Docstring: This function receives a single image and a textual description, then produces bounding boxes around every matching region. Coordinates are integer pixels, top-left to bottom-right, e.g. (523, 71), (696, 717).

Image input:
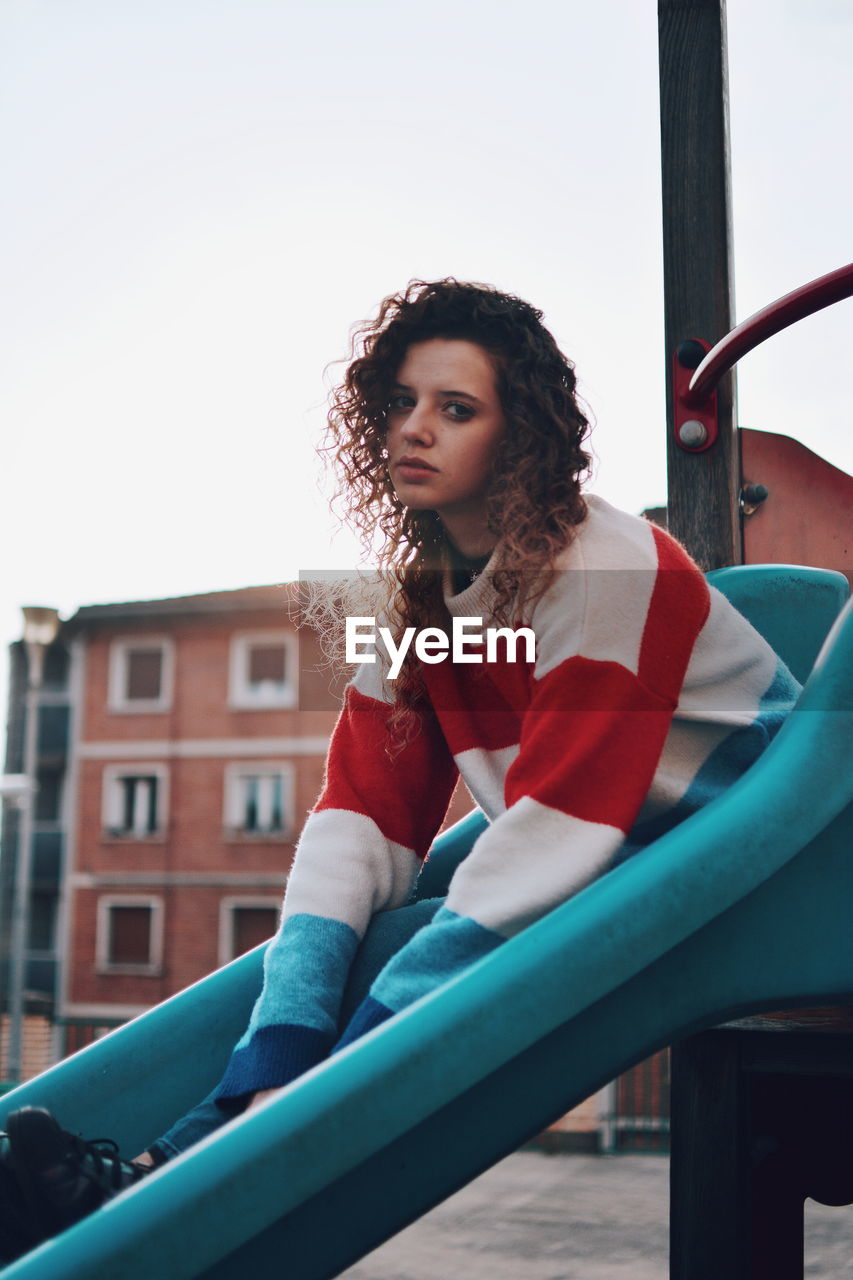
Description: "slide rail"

(672, 262), (853, 455)
(686, 262), (853, 406)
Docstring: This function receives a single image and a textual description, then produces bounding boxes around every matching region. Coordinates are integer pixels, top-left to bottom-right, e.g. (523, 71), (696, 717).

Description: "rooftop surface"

(68, 583), (295, 625)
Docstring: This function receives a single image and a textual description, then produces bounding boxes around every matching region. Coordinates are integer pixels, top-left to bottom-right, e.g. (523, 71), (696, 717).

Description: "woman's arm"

(214, 668), (459, 1103)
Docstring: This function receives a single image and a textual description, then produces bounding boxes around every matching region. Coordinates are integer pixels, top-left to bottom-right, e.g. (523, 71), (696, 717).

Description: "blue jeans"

(150, 897), (443, 1162)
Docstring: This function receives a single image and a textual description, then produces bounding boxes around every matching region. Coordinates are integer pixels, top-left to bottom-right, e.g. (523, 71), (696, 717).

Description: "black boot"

(6, 1107), (152, 1245)
(0, 1133), (41, 1264)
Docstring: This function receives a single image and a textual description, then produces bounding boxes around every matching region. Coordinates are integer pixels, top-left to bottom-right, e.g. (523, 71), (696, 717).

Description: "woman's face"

(385, 338), (507, 551)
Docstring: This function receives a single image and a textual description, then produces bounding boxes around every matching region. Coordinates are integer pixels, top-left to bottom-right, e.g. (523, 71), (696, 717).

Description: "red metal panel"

(740, 428), (853, 588)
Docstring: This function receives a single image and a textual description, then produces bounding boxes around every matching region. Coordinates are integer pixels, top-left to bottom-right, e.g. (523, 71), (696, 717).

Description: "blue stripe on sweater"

(617, 658), (800, 862)
(216, 1023), (333, 1101)
(333, 996), (394, 1052)
(215, 913), (361, 1101)
(233, 912), (360, 1050)
(368, 905), (504, 1013)
(333, 909), (503, 1053)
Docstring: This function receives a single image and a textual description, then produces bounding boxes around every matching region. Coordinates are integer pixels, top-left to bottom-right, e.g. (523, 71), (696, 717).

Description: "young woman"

(1, 279), (800, 1257)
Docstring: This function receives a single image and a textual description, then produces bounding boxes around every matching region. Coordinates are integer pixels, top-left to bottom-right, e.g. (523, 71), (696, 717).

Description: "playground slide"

(1, 567), (851, 1280)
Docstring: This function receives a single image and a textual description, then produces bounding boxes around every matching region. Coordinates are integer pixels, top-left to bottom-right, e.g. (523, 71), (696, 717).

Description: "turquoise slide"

(1, 566), (851, 1279)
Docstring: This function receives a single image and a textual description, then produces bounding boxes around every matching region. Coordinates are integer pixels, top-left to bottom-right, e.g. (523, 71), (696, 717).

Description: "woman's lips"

(395, 457), (438, 479)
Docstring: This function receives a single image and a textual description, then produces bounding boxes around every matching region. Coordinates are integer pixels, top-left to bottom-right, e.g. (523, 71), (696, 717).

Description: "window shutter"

(126, 649), (163, 700)
(232, 907), (278, 958)
(109, 906), (152, 965)
(248, 644), (286, 686)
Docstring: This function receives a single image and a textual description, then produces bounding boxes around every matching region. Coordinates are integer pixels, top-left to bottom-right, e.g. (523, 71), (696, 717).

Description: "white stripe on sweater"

(679, 588), (779, 722)
(532, 502), (660, 680)
(453, 743), (519, 819)
(284, 808), (420, 936)
(445, 796), (624, 938)
(633, 719), (735, 820)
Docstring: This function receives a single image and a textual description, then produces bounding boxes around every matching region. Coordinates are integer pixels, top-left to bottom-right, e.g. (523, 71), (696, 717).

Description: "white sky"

(1, 0), (851, 720)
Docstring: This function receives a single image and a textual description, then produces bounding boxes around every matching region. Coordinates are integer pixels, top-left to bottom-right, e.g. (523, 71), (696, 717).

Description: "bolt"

(740, 483), (770, 516)
(678, 420), (708, 449)
(676, 340), (706, 370)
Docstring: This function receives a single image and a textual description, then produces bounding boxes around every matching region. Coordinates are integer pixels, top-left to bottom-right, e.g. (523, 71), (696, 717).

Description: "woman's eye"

(445, 401), (474, 421)
(387, 394), (414, 412)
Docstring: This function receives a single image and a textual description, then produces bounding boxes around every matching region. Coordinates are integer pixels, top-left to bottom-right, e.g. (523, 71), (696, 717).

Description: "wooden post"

(670, 1032), (751, 1279)
(658, 0), (741, 568)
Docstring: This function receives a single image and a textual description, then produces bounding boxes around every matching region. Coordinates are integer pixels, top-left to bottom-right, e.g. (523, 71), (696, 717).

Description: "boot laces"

(66, 1133), (148, 1195)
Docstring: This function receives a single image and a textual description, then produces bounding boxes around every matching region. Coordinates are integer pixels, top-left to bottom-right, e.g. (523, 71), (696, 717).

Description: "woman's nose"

(400, 405), (434, 444)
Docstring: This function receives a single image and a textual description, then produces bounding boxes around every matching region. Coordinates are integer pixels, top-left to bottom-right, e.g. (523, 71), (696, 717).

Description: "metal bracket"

(673, 339), (718, 452)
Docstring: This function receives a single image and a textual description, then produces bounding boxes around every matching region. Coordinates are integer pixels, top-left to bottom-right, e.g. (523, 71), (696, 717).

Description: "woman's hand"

(244, 1087), (284, 1112)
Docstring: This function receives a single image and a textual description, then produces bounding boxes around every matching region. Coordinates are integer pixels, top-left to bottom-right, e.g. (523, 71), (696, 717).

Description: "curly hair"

(322, 278), (592, 742)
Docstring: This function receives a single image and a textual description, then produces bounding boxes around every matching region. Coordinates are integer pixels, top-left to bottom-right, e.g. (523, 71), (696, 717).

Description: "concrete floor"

(343, 1151), (853, 1280)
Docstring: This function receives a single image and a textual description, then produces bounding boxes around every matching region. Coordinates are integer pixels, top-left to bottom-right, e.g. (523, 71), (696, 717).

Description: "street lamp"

(4, 605), (61, 1085)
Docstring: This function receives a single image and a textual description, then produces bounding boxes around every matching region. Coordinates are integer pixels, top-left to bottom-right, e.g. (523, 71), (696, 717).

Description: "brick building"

(57, 584), (345, 1033)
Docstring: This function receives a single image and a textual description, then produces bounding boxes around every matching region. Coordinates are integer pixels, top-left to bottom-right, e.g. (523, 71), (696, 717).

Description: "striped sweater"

(216, 496), (800, 1100)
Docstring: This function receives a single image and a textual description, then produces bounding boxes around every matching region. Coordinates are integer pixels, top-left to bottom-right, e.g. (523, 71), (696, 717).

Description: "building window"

(102, 764), (168, 839)
(223, 763), (293, 837)
(219, 898), (281, 966)
(229, 633), (296, 709)
(42, 643), (70, 690)
(29, 892), (57, 952)
(35, 767), (63, 823)
(96, 896), (164, 974)
(108, 638), (174, 713)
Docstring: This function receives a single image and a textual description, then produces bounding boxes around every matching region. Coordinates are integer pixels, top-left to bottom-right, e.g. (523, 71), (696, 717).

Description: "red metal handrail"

(685, 263), (853, 407)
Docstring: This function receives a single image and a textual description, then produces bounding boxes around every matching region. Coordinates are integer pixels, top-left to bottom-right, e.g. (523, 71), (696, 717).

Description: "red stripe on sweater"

(315, 686), (458, 860)
(504, 656), (674, 832)
(639, 528), (710, 700)
(422, 656), (530, 756)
